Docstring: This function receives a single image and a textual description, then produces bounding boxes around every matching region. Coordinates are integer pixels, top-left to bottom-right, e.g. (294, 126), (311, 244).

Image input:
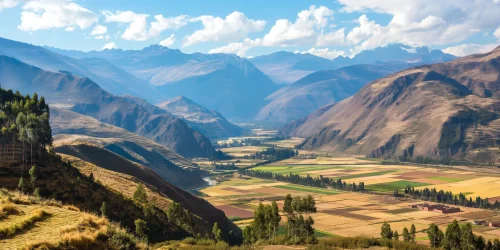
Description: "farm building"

(407, 203), (460, 214)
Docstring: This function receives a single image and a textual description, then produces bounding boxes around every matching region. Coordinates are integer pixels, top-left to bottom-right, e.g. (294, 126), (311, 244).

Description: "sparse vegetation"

(0, 209), (51, 239)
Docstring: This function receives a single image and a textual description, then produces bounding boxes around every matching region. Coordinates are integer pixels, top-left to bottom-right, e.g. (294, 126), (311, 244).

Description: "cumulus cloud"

(338, 0), (500, 54)
(442, 43), (499, 57)
(208, 38), (262, 57)
(159, 34), (175, 47)
(101, 42), (117, 50)
(18, 0), (98, 32)
(183, 11), (266, 47)
(0, 0), (19, 11)
(316, 28), (345, 46)
(262, 5), (334, 47)
(295, 48), (345, 59)
(103, 11), (188, 41)
(90, 24), (107, 36)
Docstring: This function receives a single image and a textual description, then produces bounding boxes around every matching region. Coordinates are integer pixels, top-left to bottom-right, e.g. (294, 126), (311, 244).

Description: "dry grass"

(0, 203), (20, 219)
(0, 209), (51, 239)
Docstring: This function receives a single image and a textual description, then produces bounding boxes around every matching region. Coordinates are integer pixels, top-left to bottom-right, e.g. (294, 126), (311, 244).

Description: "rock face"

(280, 46), (500, 164)
(51, 45), (278, 119)
(0, 55), (216, 159)
(157, 96), (243, 140)
(256, 63), (413, 122)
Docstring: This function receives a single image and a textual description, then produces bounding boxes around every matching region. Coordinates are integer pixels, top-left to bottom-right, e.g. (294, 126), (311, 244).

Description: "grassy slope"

(53, 144), (241, 242)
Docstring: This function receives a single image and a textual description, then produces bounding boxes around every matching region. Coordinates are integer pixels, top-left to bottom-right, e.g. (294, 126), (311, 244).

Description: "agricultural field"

(220, 146), (270, 157)
(194, 159), (266, 168)
(201, 154), (500, 245)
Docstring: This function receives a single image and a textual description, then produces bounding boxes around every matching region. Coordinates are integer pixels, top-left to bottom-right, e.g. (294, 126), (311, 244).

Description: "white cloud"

(262, 5), (334, 47)
(338, 0), (500, 54)
(208, 38), (261, 57)
(494, 27), (500, 40)
(90, 24), (107, 36)
(183, 11), (266, 47)
(94, 34), (110, 40)
(316, 28), (345, 46)
(103, 11), (187, 41)
(149, 15), (188, 37)
(18, 0), (97, 32)
(442, 43), (499, 57)
(159, 34), (175, 47)
(295, 48), (345, 59)
(101, 42), (117, 50)
(0, 0), (19, 11)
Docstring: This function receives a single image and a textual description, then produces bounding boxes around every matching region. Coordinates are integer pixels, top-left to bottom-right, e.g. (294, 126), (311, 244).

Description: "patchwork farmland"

(200, 152), (500, 245)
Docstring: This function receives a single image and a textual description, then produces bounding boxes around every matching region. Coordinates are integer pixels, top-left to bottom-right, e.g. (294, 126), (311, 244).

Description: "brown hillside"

(54, 143), (241, 240)
(50, 107), (207, 189)
(285, 46), (500, 164)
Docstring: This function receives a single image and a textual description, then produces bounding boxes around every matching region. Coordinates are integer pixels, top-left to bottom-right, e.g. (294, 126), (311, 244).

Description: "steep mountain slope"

(54, 144), (241, 241)
(250, 44), (455, 84)
(50, 108), (208, 189)
(0, 37), (162, 101)
(157, 96), (244, 139)
(0, 55), (216, 158)
(256, 63), (412, 122)
(281, 46), (500, 164)
(52, 45), (279, 119)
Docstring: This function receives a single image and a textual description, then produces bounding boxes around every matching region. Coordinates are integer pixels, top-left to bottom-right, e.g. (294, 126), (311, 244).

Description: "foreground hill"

(50, 108), (208, 189)
(52, 45), (279, 119)
(157, 96), (244, 140)
(250, 44), (456, 84)
(281, 46), (500, 164)
(0, 37), (162, 101)
(54, 144), (240, 240)
(256, 63), (412, 122)
(0, 55), (216, 158)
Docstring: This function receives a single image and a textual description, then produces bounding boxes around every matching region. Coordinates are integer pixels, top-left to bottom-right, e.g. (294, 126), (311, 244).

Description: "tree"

(283, 194), (293, 214)
(475, 235), (486, 250)
(270, 201), (281, 238)
(100, 201), (107, 217)
(29, 165), (37, 192)
(18, 176), (26, 193)
(243, 226), (254, 244)
(461, 223), (475, 250)
(380, 222), (393, 240)
(88, 172), (94, 182)
(394, 230), (400, 240)
(402, 227), (410, 242)
(427, 223), (444, 247)
(133, 183), (147, 203)
(410, 224), (416, 243)
(443, 220), (461, 250)
(34, 188), (40, 197)
(135, 219), (148, 239)
(212, 222), (222, 241)
(494, 238), (500, 250)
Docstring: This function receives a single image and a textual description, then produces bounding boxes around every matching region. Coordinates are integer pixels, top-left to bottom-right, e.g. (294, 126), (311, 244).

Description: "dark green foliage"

(427, 223), (443, 247)
(101, 201), (107, 217)
(18, 177), (25, 193)
(135, 219), (148, 239)
(443, 219), (461, 250)
(29, 165), (37, 192)
(402, 227), (410, 242)
(239, 169), (365, 193)
(380, 222), (393, 240)
(243, 147), (297, 161)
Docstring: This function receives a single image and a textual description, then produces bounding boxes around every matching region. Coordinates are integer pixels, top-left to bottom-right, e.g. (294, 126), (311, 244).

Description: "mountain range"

(250, 44), (456, 84)
(157, 96), (244, 140)
(279, 46), (500, 164)
(50, 45), (279, 119)
(0, 55), (216, 159)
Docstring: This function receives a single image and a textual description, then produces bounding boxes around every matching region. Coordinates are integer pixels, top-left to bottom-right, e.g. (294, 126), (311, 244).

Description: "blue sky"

(0, 0), (499, 58)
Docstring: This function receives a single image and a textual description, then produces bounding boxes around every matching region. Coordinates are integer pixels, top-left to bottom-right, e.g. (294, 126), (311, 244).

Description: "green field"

(277, 225), (332, 237)
(339, 170), (398, 180)
(275, 185), (341, 195)
(220, 178), (275, 186)
(366, 180), (430, 192)
(252, 165), (356, 176)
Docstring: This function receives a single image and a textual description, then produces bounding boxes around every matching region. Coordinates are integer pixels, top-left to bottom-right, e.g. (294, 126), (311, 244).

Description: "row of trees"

(243, 147), (298, 161)
(395, 186), (500, 210)
(239, 169), (366, 192)
(0, 88), (52, 170)
(243, 194), (318, 245)
(382, 220), (500, 249)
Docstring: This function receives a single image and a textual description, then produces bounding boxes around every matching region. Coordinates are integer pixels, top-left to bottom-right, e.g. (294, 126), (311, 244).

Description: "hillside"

(50, 108), (208, 189)
(52, 45), (279, 119)
(53, 144), (240, 240)
(0, 55), (217, 159)
(157, 96), (244, 139)
(0, 37), (162, 101)
(250, 44), (456, 85)
(256, 63), (412, 122)
(280, 46), (500, 164)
